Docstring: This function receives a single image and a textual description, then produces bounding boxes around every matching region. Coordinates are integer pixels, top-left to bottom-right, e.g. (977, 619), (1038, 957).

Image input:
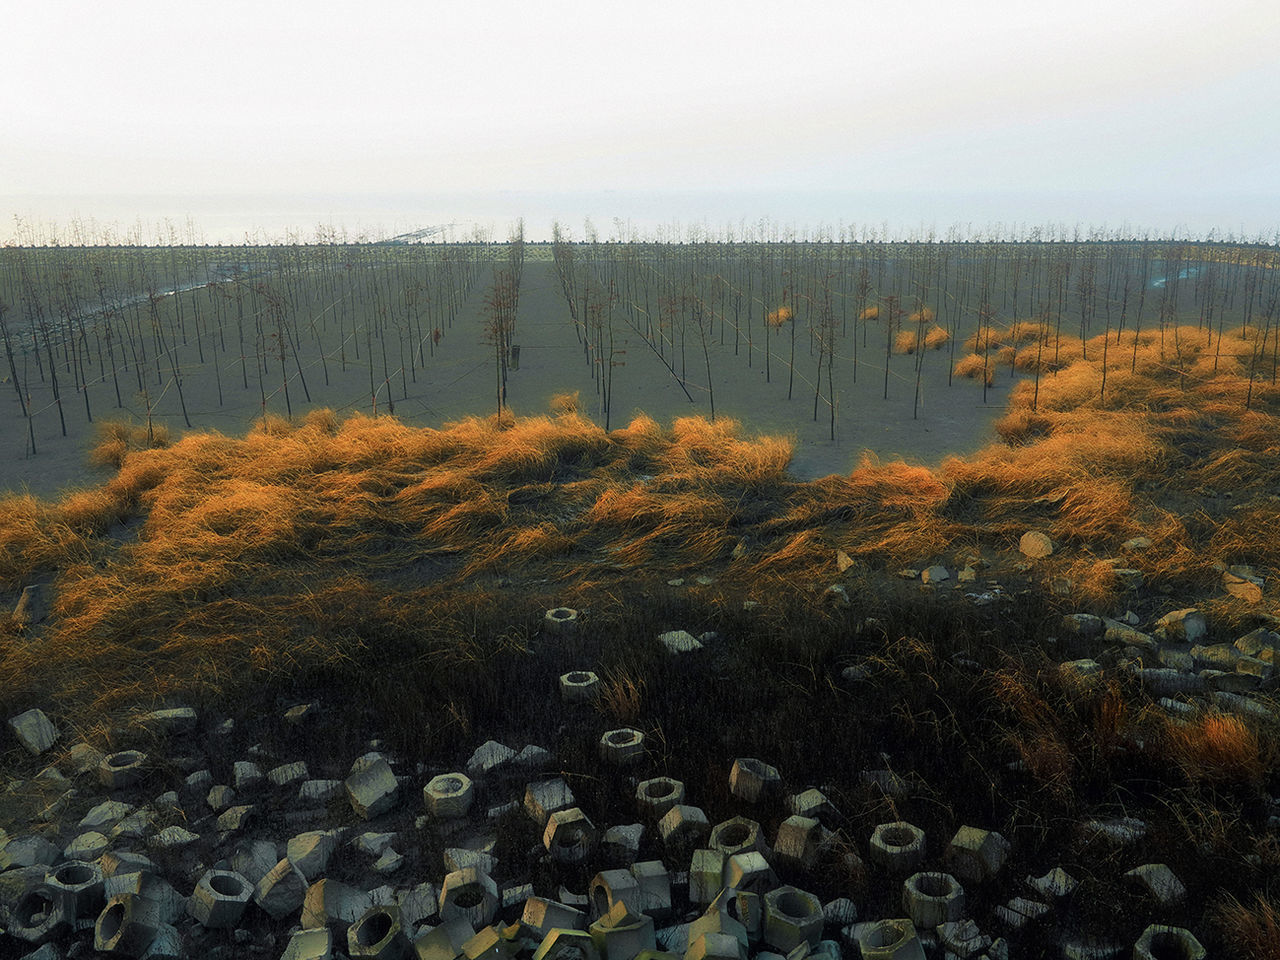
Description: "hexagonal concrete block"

(44, 860), (105, 920)
(280, 927), (334, 960)
(1, 835), (60, 870)
(688, 895), (749, 954)
(94, 892), (164, 956)
(1125, 863), (1187, 907)
(588, 900), (657, 960)
(729, 758), (780, 803)
(424, 773), (475, 819)
(560, 671), (601, 703)
(99, 750), (147, 790)
(396, 881), (439, 933)
(722, 851), (778, 896)
(543, 807), (597, 864)
(944, 826), (1010, 883)
(131, 707), (198, 736)
(412, 916), (476, 960)
(229, 838), (279, 886)
(599, 728), (645, 765)
(591, 869), (640, 919)
(254, 857), (309, 921)
(301, 878), (373, 938)
(636, 777), (684, 819)
(524, 778), (575, 826)
(726, 889), (763, 942)
(187, 869), (252, 928)
(870, 822), (926, 874)
(853, 919), (926, 960)
(658, 630), (704, 654)
(9, 708), (58, 756)
(601, 823), (644, 863)
(902, 872), (964, 929)
(762, 886), (822, 952)
(1016, 874), (1066, 910)
(465, 741), (516, 778)
(787, 788), (836, 821)
(690, 849), (725, 905)
(937, 917), (992, 957)
(288, 830), (341, 882)
(64, 831), (110, 862)
(544, 607), (579, 635)
(630, 861), (673, 919)
(346, 756), (399, 820)
(439, 867), (499, 928)
(773, 815), (821, 870)
(233, 760), (264, 791)
(533, 928), (600, 960)
(686, 931), (746, 960)
(658, 804), (710, 853)
(8, 884), (70, 945)
(348, 904), (410, 959)
(1134, 924), (1205, 960)
(523, 896), (587, 938)
(269, 761), (310, 787)
(709, 817), (762, 858)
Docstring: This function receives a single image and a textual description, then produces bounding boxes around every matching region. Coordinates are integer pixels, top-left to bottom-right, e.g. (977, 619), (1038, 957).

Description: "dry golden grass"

(3, 304), (1278, 732)
(894, 329), (921, 354)
(895, 326), (948, 354)
(953, 353), (995, 385)
(1165, 712), (1267, 785)
(1210, 892), (1280, 959)
(766, 305), (794, 328)
(87, 419), (170, 469)
(550, 390), (580, 414)
(923, 325), (949, 350)
(597, 668), (646, 724)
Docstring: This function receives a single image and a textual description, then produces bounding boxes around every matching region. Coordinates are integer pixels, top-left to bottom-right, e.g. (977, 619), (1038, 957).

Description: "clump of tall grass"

(1163, 711), (1268, 785)
(88, 419), (170, 469)
(1210, 892), (1280, 958)
(895, 326), (949, 354)
(953, 353), (995, 385)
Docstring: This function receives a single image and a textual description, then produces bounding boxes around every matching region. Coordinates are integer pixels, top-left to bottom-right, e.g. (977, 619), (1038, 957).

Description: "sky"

(4, 0), (1279, 242)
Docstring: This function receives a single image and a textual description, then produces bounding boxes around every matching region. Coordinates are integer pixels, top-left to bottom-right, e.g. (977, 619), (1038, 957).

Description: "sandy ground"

(0, 259), (1013, 499)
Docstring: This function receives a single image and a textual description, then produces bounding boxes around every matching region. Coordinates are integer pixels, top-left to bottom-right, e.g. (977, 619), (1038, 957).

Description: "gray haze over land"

(4, 190), (1278, 246)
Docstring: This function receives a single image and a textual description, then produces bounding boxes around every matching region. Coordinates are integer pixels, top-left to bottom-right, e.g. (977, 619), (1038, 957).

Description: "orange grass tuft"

(953, 353), (995, 385)
(1165, 712), (1267, 784)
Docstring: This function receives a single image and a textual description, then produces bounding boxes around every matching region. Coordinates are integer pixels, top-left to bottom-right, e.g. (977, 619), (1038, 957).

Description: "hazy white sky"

(5, 0), (1279, 238)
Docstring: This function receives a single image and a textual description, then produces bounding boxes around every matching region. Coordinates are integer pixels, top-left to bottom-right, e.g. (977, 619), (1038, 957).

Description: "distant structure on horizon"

(380, 225), (459, 244)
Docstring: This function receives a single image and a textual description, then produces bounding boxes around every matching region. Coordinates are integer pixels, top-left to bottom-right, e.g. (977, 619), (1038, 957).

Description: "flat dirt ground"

(0, 258), (1013, 499)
